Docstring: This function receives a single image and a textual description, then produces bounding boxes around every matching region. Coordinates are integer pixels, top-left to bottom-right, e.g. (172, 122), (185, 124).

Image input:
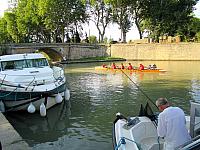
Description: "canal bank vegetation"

(61, 56), (126, 64)
(0, 0), (199, 45)
(79, 56), (125, 61)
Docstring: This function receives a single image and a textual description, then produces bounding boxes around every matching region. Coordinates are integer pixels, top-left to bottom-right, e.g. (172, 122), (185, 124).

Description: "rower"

(121, 63), (125, 69)
(102, 64), (107, 68)
(111, 63), (117, 69)
(139, 64), (144, 70)
(127, 63), (133, 70)
(152, 64), (157, 69)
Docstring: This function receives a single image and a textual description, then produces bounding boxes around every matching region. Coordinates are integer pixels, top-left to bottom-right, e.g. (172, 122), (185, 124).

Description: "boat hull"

(2, 83), (67, 111)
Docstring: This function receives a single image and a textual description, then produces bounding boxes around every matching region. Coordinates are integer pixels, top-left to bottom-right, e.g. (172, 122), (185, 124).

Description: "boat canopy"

(0, 53), (45, 61)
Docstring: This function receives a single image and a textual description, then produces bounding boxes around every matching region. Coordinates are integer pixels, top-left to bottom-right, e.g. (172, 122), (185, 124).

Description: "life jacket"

(128, 65), (133, 70)
(112, 64), (117, 69)
(139, 64), (144, 70)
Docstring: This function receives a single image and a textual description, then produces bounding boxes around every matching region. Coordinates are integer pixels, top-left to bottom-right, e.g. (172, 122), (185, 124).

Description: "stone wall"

(2, 43), (200, 61)
(110, 43), (200, 60)
(63, 44), (109, 60)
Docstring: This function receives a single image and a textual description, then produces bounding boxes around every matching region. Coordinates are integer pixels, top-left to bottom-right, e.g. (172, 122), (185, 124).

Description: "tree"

(4, 12), (20, 43)
(142, 0), (199, 41)
(0, 18), (13, 44)
(16, 0), (54, 43)
(83, 0), (112, 43)
(129, 0), (148, 39)
(186, 17), (200, 41)
(44, 0), (88, 42)
(105, 0), (133, 43)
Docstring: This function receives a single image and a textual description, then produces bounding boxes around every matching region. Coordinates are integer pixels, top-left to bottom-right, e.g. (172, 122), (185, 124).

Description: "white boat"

(112, 101), (200, 150)
(0, 53), (70, 114)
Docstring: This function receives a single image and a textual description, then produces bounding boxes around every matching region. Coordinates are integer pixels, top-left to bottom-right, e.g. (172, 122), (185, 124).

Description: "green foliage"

(0, 0), (199, 44)
(142, 0), (198, 40)
(4, 12), (19, 43)
(0, 0), (88, 43)
(79, 56), (124, 61)
(83, 0), (112, 43)
(89, 35), (97, 43)
(44, 0), (87, 42)
(196, 32), (200, 42)
(0, 18), (12, 44)
(106, 0), (133, 42)
(104, 37), (108, 44)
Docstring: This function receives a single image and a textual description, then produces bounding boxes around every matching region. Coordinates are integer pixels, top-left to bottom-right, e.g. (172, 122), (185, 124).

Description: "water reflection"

(4, 61), (200, 150)
(5, 101), (71, 146)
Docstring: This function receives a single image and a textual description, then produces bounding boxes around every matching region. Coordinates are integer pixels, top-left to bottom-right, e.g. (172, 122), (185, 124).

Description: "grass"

(79, 56), (125, 61)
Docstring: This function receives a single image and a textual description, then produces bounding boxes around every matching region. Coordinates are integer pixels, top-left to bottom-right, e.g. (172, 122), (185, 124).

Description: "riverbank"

(0, 112), (30, 150)
(60, 57), (126, 64)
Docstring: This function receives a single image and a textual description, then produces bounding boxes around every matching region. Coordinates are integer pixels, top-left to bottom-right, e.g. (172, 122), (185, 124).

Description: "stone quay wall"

(109, 43), (200, 60)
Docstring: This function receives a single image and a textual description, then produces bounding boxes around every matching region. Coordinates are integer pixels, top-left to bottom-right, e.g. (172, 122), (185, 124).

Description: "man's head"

(156, 97), (170, 111)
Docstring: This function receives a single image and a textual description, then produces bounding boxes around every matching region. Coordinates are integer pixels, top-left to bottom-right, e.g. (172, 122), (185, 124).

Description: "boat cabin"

(0, 53), (49, 71)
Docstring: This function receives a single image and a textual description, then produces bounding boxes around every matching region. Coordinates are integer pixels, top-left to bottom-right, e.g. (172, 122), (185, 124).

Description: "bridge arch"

(35, 48), (64, 62)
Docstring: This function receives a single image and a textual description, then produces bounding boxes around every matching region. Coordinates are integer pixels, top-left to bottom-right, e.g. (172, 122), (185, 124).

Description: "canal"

(4, 60), (200, 150)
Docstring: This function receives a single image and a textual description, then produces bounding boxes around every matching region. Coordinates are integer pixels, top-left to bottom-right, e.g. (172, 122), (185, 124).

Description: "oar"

(120, 69), (159, 110)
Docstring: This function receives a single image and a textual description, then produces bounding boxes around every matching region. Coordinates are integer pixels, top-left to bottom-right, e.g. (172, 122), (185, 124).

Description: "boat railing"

(0, 73), (37, 87)
(0, 74), (7, 87)
(25, 76), (36, 91)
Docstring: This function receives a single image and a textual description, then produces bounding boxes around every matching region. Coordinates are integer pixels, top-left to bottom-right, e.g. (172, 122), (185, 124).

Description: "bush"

(89, 35), (97, 44)
(104, 37), (108, 44)
(195, 32), (200, 42)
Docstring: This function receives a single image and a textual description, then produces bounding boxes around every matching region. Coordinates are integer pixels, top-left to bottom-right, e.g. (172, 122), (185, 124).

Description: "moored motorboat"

(112, 101), (200, 150)
(95, 66), (166, 73)
(0, 53), (70, 115)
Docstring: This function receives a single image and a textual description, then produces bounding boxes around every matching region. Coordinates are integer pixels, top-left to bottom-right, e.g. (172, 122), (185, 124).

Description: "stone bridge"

(0, 43), (108, 62)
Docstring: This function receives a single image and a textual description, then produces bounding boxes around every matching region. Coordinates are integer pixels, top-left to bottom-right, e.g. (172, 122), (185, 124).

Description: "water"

(4, 61), (200, 150)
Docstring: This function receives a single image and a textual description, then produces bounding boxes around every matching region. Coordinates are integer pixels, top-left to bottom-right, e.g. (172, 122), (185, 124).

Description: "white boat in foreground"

(0, 53), (70, 115)
(113, 101), (200, 150)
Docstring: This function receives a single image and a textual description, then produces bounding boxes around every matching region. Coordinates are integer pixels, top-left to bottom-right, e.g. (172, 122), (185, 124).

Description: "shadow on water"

(5, 100), (72, 146)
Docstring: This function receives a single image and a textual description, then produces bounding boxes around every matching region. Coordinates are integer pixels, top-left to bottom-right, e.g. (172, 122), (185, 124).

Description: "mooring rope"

(120, 69), (159, 110)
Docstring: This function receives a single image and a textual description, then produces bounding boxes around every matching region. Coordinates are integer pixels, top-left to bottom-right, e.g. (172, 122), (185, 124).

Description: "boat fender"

(27, 102), (36, 113)
(40, 103), (46, 117)
(116, 112), (128, 121)
(0, 100), (5, 113)
(64, 89), (70, 100)
(55, 93), (63, 103)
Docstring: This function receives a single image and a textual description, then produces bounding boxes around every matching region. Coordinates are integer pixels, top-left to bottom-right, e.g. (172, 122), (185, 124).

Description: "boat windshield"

(1, 58), (48, 71)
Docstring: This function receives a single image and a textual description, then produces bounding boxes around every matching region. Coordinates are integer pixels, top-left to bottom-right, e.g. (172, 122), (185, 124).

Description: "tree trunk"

(100, 34), (103, 43)
(62, 26), (65, 43)
(135, 19), (142, 39)
(122, 28), (126, 43)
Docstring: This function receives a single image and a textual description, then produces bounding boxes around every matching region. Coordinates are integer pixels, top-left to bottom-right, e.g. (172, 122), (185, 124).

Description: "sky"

(0, 0), (200, 40)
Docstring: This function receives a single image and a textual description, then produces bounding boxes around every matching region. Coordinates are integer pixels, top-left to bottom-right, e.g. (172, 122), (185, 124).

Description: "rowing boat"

(95, 66), (166, 73)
